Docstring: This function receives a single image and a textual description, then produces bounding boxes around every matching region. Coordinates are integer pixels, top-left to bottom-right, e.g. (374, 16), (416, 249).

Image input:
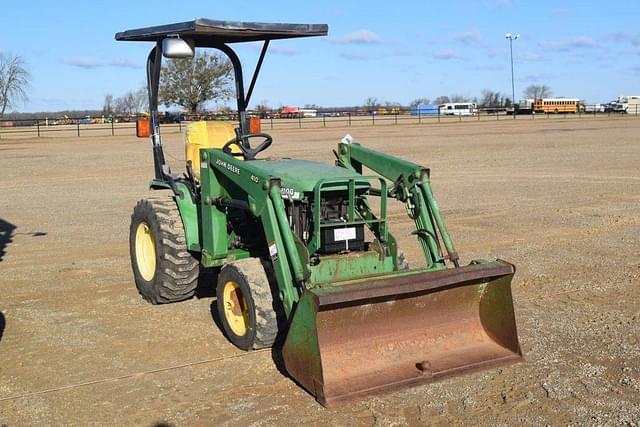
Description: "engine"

(284, 191), (365, 254)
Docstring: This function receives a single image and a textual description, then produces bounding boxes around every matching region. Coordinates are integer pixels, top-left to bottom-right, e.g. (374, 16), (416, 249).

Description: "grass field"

(1, 118), (639, 425)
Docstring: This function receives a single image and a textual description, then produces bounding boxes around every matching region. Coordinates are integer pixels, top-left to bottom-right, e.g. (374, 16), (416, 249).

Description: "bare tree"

(363, 97), (379, 110)
(449, 94), (469, 103)
(410, 98), (431, 108)
(113, 95), (127, 115)
(103, 94), (114, 115)
(115, 92), (136, 115)
(254, 99), (271, 118)
(433, 96), (450, 105)
(159, 52), (233, 113)
(523, 84), (552, 100)
(112, 87), (148, 115)
(479, 90), (513, 108)
(480, 90), (499, 107)
(0, 53), (31, 117)
(134, 87), (148, 112)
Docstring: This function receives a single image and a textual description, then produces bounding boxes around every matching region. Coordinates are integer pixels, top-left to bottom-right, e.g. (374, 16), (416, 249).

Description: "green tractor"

(117, 19), (522, 406)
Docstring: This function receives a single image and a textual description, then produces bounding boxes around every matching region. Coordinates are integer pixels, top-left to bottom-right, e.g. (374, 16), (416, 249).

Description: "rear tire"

(216, 258), (279, 350)
(129, 195), (199, 304)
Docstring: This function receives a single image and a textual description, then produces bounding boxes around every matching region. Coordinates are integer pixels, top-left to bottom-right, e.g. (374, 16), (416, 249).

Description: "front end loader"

(117, 19), (522, 406)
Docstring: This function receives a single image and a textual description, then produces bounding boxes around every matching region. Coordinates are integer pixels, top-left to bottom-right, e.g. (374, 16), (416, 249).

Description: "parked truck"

(609, 96), (640, 114)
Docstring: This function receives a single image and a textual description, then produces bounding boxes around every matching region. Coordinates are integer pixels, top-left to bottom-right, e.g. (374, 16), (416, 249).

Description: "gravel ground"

(0, 118), (639, 426)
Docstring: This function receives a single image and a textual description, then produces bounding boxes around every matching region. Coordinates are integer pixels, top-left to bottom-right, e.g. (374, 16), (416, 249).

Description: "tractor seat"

(184, 121), (243, 179)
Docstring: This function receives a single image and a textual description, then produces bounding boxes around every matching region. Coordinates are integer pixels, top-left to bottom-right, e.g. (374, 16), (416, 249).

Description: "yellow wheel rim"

(223, 281), (249, 336)
(135, 222), (156, 281)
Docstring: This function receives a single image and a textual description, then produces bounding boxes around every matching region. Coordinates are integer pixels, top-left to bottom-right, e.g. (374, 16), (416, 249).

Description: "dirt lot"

(1, 118), (639, 426)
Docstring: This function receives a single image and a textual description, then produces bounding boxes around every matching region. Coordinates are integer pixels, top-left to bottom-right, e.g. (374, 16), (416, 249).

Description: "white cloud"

(63, 57), (102, 69)
(518, 51), (542, 61)
(339, 52), (373, 61)
(109, 58), (143, 69)
(607, 32), (640, 47)
(539, 36), (598, 51)
(570, 36), (599, 48)
(63, 57), (142, 69)
(243, 41), (301, 56)
(328, 30), (382, 45)
(432, 49), (463, 60)
(455, 30), (482, 45)
(267, 45), (301, 56)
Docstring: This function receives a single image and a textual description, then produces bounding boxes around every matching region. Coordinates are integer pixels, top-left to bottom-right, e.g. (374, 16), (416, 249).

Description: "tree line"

(101, 51), (233, 116)
(402, 85), (553, 110)
(102, 89), (147, 116)
(2, 48), (558, 118)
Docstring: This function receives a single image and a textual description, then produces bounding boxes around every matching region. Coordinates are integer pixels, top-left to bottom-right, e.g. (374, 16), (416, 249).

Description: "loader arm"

(336, 142), (459, 269)
(199, 148), (307, 316)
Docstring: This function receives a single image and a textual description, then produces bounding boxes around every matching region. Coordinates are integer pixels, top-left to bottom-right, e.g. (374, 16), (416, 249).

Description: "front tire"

(129, 196), (199, 304)
(216, 258), (279, 350)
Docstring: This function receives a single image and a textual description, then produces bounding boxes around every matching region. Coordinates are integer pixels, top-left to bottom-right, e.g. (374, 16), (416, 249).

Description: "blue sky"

(1, 0), (639, 112)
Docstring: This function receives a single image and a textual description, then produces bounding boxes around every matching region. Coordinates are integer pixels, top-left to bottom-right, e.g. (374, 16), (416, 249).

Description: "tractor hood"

(251, 159), (370, 196)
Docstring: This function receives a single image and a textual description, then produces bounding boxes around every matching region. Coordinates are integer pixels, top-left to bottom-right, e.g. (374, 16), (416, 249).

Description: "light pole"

(505, 33), (519, 116)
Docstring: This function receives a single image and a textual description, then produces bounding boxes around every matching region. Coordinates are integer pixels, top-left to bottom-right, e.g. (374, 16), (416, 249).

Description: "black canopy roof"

(115, 18), (328, 44)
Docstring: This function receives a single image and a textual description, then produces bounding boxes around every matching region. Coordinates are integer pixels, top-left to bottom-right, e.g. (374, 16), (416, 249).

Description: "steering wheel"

(222, 133), (273, 160)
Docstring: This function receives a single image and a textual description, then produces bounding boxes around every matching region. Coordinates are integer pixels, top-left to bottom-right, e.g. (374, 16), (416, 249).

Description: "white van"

(439, 102), (478, 116)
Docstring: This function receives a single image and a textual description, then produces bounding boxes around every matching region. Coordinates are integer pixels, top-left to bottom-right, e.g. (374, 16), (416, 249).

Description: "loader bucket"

(282, 260), (521, 407)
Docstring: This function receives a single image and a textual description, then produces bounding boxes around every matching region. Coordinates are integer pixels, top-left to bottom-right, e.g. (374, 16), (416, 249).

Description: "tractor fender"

(149, 180), (201, 252)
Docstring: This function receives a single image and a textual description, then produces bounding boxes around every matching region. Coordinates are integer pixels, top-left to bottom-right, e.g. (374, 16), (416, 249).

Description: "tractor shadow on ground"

(269, 343), (289, 378)
(0, 312), (5, 343)
(0, 219), (17, 262)
(209, 301), (224, 333)
(207, 299), (290, 379)
(195, 266), (218, 299)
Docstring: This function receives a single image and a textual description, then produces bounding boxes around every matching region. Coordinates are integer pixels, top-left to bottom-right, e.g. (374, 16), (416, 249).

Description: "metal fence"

(259, 105), (640, 130)
(1, 105), (639, 139)
(0, 115), (183, 139)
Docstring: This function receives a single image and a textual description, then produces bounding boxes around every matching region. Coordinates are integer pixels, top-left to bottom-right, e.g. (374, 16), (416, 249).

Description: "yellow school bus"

(534, 98), (580, 113)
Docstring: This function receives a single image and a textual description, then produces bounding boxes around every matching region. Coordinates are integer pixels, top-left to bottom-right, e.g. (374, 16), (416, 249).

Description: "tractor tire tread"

(236, 258), (279, 349)
(221, 258), (279, 350)
(162, 254), (198, 268)
(129, 195), (199, 304)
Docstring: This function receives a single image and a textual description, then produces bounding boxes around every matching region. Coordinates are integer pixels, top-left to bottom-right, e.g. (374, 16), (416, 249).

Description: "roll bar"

(116, 19), (328, 181)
